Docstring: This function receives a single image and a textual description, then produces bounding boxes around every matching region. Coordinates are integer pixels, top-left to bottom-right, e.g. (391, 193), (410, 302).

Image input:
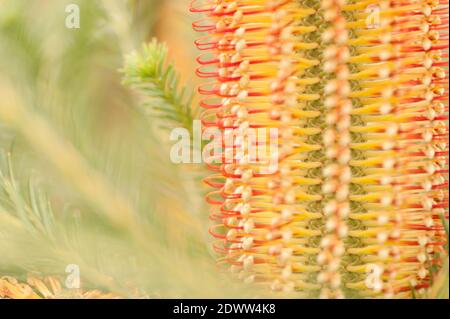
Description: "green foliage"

(0, 152), (56, 239)
(122, 39), (195, 133)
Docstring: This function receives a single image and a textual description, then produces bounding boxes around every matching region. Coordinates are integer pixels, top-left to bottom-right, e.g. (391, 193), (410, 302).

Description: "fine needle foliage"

(122, 39), (196, 134)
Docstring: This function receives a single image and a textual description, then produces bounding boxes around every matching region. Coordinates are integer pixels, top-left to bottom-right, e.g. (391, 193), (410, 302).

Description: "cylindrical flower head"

(191, 0), (448, 298)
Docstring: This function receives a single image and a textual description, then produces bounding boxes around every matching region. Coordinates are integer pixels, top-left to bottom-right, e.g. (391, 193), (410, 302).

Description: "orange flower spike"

(191, 0), (448, 298)
(0, 277), (40, 299)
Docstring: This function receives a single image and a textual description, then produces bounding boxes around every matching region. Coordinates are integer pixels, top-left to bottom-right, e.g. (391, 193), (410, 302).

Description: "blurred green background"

(0, 0), (257, 298)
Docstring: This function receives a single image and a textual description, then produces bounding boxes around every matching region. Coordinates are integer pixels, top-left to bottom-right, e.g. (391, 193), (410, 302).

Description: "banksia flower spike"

(190, 0), (449, 299)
